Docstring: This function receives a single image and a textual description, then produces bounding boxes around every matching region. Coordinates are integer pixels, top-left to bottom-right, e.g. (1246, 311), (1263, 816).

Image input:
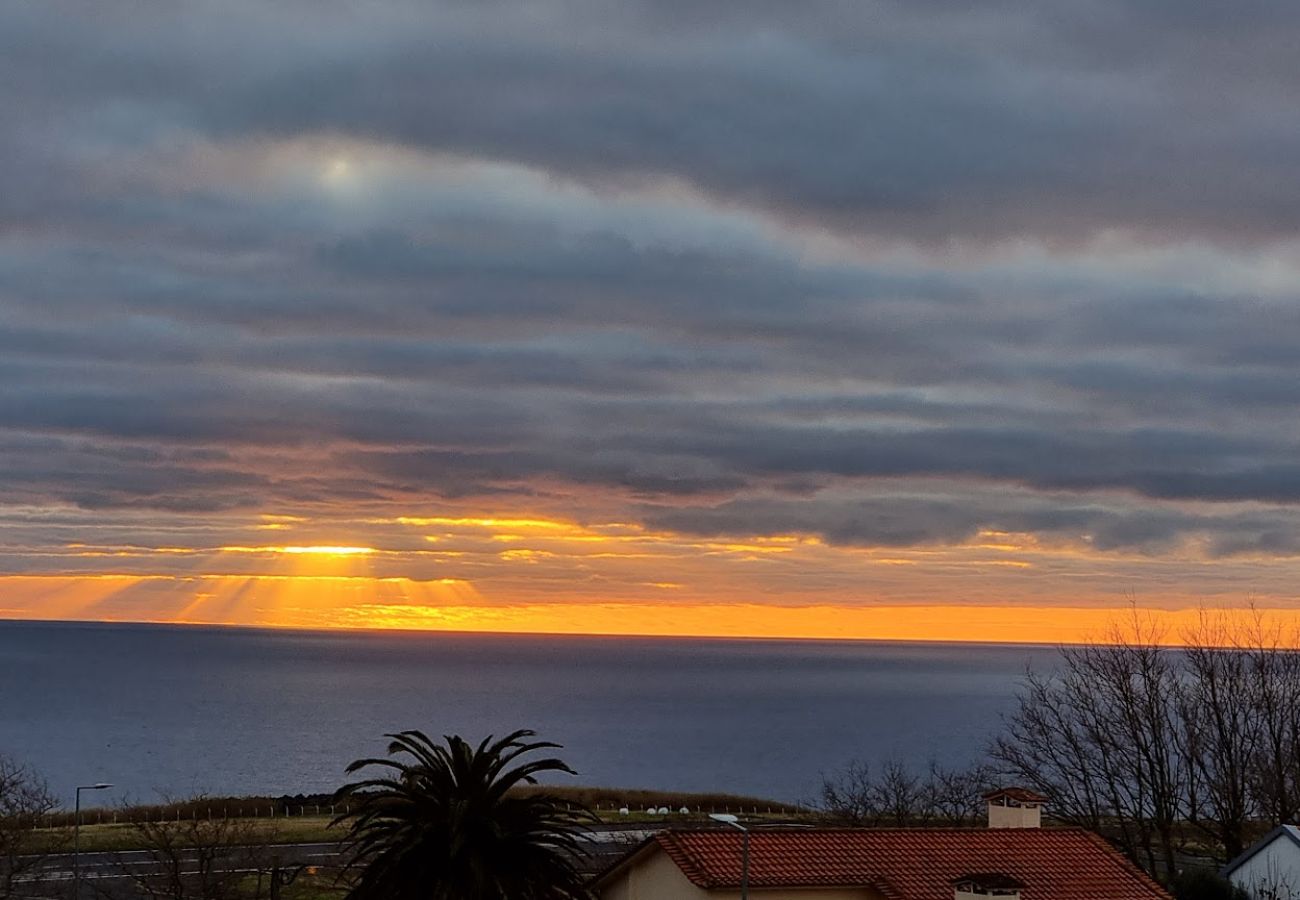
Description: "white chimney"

(981, 788), (1046, 829)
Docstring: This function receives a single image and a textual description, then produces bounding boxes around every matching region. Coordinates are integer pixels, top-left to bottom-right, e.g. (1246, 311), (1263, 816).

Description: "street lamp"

(709, 814), (749, 900)
(73, 782), (113, 900)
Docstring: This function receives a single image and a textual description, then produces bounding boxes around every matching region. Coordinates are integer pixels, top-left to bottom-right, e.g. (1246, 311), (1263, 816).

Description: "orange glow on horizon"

(3, 572), (1300, 647)
(16, 508), (1300, 645)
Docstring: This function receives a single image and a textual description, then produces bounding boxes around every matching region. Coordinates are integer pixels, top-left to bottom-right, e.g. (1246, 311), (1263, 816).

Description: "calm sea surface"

(0, 620), (1059, 807)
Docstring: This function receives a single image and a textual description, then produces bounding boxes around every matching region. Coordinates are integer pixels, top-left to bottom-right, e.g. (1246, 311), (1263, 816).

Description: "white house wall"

(1230, 835), (1300, 900)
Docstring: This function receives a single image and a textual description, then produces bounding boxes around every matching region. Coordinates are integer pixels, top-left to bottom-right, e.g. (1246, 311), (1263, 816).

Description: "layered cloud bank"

(4, 1), (1300, 637)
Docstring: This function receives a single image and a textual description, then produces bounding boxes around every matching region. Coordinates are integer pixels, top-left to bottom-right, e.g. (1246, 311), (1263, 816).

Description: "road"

(16, 842), (341, 898)
(13, 828), (656, 898)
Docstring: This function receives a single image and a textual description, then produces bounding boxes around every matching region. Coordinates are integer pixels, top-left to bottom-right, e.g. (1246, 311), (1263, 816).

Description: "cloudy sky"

(4, 0), (1300, 640)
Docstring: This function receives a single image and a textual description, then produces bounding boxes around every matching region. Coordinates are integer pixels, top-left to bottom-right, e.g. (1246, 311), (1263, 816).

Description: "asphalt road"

(16, 842), (343, 898)
(13, 828), (655, 898)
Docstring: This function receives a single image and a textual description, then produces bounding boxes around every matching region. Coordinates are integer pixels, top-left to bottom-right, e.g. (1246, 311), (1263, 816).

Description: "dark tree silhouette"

(992, 608), (1300, 877)
(97, 795), (275, 900)
(819, 758), (997, 826)
(0, 755), (61, 899)
(334, 729), (591, 900)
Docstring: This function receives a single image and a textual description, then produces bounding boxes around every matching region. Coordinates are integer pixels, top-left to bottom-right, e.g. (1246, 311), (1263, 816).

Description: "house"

(593, 791), (1169, 900)
(1223, 825), (1300, 899)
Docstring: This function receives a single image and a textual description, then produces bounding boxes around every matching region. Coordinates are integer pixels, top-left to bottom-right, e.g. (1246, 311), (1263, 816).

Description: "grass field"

(34, 807), (810, 854)
(28, 785), (806, 855)
(29, 816), (342, 854)
(32, 785), (800, 853)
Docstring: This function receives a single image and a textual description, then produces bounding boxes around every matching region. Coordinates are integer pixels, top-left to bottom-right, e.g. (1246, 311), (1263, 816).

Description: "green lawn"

(28, 816), (344, 854)
(31, 805), (814, 854)
(29, 784), (806, 856)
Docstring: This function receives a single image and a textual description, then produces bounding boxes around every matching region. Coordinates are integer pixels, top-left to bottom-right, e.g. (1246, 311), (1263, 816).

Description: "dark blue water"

(0, 620), (1057, 808)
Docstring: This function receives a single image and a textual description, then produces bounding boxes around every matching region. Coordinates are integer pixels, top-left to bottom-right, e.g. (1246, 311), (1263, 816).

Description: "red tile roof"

(630, 828), (1169, 900)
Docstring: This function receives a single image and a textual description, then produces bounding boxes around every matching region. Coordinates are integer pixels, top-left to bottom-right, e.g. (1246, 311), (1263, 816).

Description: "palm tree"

(332, 729), (593, 900)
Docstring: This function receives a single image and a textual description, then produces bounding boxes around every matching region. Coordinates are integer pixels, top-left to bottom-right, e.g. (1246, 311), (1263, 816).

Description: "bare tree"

(0, 754), (60, 899)
(1180, 611), (1268, 859)
(819, 759), (879, 825)
(924, 761), (999, 824)
(97, 798), (275, 900)
(992, 608), (1300, 876)
(821, 609), (1300, 876)
(875, 759), (925, 826)
(993, 615), (1188, 879)
(819, 758), (995, 827)
(1235, 614), (1300, 830)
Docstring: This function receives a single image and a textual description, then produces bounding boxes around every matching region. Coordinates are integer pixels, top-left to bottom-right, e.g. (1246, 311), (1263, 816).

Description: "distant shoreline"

(52, 785), (799, 817)
(0, 615), (1066, 650)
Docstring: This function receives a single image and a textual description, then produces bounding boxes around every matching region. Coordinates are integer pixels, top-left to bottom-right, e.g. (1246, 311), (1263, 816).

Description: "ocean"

(0, 620), (1058, 808)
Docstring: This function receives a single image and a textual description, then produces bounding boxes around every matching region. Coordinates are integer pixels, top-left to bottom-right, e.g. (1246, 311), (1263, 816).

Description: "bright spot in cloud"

(280, 545), (374, 556)
(220, 545), (376, 556)
(322, 156), (352, 186)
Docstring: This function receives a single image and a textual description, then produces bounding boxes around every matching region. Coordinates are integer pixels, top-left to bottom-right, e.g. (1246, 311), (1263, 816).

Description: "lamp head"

(709, 813), (740, 824)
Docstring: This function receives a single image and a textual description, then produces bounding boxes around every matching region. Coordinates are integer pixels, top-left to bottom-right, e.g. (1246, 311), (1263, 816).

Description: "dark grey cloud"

(3, 0), (1300, 567)
(7, 0), (1300, 243)
(0, 434), (269, 513)
(643, 489), (1300, 559)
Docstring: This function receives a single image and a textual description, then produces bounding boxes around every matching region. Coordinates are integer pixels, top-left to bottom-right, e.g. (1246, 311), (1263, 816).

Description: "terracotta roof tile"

(649, 828), (1170, 900)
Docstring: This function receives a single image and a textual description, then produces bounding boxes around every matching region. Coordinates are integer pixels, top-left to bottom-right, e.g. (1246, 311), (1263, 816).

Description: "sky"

(4, 1), (1300, 642)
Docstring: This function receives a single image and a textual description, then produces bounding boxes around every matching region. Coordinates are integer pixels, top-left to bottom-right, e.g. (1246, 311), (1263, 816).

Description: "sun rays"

(7, 503), (1300, 644)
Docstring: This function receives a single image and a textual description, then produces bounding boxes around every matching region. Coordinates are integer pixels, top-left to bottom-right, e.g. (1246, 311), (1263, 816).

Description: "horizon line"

(5, 604), (1296, 649)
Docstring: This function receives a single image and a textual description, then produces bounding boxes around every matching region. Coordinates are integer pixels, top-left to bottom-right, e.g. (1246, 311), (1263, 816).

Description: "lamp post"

(73, 782), (113, 900)
(709, 814), (749, 900)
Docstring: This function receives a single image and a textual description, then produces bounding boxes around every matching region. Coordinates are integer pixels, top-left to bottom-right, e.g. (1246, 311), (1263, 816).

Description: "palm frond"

(334, 728), (592, 900)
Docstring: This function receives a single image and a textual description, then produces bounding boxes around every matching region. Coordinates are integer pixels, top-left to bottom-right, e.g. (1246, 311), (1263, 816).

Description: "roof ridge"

(662, 825), (1095, 834)
(1223, 824), (1300, 877)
